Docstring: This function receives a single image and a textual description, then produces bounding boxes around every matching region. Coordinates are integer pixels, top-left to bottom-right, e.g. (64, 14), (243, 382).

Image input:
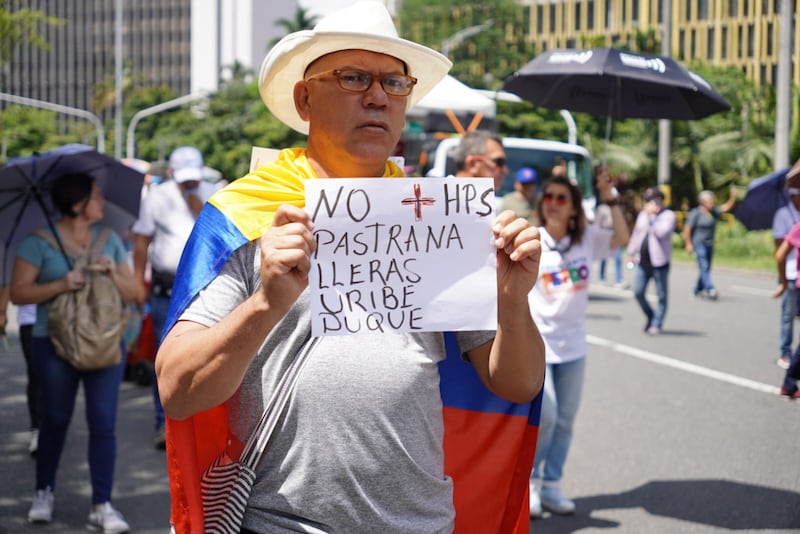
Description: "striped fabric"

(200, 456), (255, 534)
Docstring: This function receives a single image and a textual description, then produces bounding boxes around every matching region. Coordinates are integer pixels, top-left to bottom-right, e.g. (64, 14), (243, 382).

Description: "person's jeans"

(20, 324), (43, 429)
(600, 247), (623, 284)
(784, 343), (800, 392)
(634, 264), (670, 330)
(531, 358), (586, 484)
(693, 242), (715, 294)
(32, 336), (125, 504)
(780, 282), (797, 356)
(149, 294), (170, 432)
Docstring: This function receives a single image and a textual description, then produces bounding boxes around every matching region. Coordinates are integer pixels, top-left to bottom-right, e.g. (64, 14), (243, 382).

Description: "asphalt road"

(0, 261), (797, 533)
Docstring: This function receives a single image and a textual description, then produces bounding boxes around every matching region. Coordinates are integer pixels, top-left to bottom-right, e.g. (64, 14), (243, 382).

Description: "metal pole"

(0, 92), (106, 153)
(774, 0), (793, 170)
(440, 20), (494, 58)
(657, 0), (672, 186)
(114, 0), (124, 159)
(125, 93), (207, 160)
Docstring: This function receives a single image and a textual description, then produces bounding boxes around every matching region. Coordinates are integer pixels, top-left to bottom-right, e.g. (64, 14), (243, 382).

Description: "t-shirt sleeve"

(131, 192), (156, 236)
(15, 233), (47, 267)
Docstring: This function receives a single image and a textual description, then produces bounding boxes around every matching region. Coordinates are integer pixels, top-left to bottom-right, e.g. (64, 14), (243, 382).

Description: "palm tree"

(269, 7), (319, 48)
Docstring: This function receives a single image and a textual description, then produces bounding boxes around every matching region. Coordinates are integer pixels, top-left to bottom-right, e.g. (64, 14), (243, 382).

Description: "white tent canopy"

(408, 75), (496, 118)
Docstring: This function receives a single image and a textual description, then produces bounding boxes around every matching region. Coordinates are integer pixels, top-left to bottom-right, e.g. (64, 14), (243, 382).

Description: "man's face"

(296, 49), (409, 175)
(467, 138), (508, 191)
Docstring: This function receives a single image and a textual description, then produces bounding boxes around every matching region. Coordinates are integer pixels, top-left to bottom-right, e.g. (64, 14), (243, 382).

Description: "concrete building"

(3, 0), (296, 121)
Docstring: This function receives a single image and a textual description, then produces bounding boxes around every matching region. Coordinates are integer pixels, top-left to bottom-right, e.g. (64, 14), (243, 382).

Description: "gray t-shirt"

(181, 242), (494, 533)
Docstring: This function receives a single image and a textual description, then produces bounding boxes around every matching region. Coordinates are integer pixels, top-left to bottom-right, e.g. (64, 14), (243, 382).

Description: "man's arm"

(156, 205), (316, 420)
(466, 211), (545, 404)
(720, 186), (739, 213)
(772, 238), (792, 298)
(132, 234), (153, 306)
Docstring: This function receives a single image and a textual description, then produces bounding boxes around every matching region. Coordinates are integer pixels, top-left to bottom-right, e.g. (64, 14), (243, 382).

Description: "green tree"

(399, 0), (536, 89)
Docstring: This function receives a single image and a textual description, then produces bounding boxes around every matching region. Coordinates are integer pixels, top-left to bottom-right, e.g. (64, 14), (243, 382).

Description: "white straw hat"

(259, 1), (452, 134)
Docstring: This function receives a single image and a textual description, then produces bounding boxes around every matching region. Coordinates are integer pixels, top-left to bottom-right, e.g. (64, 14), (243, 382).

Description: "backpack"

(35, 227), (130, 370)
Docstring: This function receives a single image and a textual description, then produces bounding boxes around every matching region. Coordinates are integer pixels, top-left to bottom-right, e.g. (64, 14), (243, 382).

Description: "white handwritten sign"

(306, 177), (497, 336)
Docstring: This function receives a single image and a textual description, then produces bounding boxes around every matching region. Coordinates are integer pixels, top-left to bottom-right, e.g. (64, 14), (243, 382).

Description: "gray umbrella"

(0, 143), (145, 285)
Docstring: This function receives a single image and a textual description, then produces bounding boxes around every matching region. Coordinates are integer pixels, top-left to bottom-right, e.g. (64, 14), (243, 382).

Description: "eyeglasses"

(474, 156), (508, 169)
(542, 192), (569, 206)
(305, 69), (418, 96)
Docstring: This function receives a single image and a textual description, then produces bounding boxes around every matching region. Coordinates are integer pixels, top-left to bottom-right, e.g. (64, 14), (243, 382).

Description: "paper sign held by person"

(306, 178), (497, 336)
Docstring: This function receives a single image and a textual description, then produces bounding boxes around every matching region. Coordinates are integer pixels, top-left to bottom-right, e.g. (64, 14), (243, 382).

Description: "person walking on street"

(772, 219), (800, 400)
(130, 146), (219, 449)
(771, 181), (800, 369)
(528, 174), (629, 518)
(626, 187), (677, 335)
(156, 3), (546, 533)
(0, 287), (41, 454)
(10, 172), (137, 532)
(683, 187), (738, 299)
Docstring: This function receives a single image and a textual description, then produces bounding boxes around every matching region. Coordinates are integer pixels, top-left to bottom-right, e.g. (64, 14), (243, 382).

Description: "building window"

(767, 21), (774, 55)
(657, 0), (663, 23)
(707, 28), (715, 59)
(699, 0), (709, 19)
(575, 2), (581, 30)
(632, 0), (639, 24)
(721, 26), (728, 58)
(748, 23), (755, 55)
(729, 0), (738, 16)
(685, 0), (692, 21)
(537, 4), (543, 34)
(679, 29), (686, 58)
(588, 0), (595, 30)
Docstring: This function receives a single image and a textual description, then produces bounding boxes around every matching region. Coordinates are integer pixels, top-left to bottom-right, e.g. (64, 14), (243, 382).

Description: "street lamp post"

(125, 93), (207, 160)
(440, 19), (494, 58)
(0, 92), (106, 153)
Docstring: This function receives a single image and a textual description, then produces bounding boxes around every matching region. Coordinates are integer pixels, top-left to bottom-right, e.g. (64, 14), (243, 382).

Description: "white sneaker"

(529, 481), (542, 518)
(87, 502), (130, 533)
(27, 488), (54, 523)
(28, 429), (39, 455)
(541, 483), (576, 515)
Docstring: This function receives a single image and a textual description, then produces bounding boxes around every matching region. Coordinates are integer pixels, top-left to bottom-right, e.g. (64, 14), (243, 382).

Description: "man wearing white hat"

(156, 3), (545, 533)
(131, 145), (218, 449)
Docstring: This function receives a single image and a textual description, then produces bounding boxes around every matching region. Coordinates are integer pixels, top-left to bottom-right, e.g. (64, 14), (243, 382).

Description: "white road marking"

(587, 335), (783, 396)
(732, 284), (774, 298)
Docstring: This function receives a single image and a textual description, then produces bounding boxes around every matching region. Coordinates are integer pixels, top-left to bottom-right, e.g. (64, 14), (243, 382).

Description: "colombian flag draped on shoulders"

(163, 148), (541, 533)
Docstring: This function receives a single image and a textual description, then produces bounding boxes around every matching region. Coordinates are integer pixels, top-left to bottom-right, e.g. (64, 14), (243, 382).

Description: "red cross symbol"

(401, 183), (436, 221)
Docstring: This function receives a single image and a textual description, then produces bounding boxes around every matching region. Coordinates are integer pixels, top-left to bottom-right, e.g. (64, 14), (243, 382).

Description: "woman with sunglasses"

(528, 174), (629, 518)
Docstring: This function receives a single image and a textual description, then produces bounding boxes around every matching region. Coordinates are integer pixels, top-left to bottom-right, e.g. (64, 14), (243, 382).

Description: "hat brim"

(260, 31), (452, 134)
(174, 168), (204, 183)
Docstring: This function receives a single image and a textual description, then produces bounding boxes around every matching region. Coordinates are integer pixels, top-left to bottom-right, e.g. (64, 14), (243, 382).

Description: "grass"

(670, 216), (775, 273)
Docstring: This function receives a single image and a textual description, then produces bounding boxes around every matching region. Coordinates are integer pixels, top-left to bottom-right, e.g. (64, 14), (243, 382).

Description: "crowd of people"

(0, 2), (793, 533)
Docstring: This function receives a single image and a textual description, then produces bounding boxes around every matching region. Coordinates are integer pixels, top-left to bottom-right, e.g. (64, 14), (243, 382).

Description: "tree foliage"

(1, 1), (797, 204)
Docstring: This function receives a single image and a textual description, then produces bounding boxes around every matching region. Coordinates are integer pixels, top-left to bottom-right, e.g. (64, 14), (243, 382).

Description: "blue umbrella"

(733, 167), (790, 231)
(0, 144), (145, 285)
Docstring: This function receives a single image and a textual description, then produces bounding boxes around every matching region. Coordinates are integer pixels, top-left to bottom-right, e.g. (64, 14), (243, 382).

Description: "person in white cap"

(156, 3), (545, 533)
(130, 145), (218, 450)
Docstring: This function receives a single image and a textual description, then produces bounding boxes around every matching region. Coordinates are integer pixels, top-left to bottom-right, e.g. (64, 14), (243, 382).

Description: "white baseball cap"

(169, 146), (204, 183)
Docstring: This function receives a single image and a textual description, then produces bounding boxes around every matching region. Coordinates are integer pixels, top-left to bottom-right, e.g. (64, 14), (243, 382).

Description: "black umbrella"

(0, 143), (145, 285)
(733, 167), (790, 231)
(501, 48), (731, 161)
(502, 47), (730, 120)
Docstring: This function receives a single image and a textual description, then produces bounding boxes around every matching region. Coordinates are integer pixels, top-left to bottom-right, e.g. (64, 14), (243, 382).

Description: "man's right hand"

(258, 204), (316, 314)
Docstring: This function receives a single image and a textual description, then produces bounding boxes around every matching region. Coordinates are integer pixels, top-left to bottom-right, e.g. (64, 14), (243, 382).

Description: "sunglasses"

(542, 192), (570, 206)
(474, 156), (507, 169)
(305, 68), (417, 96)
